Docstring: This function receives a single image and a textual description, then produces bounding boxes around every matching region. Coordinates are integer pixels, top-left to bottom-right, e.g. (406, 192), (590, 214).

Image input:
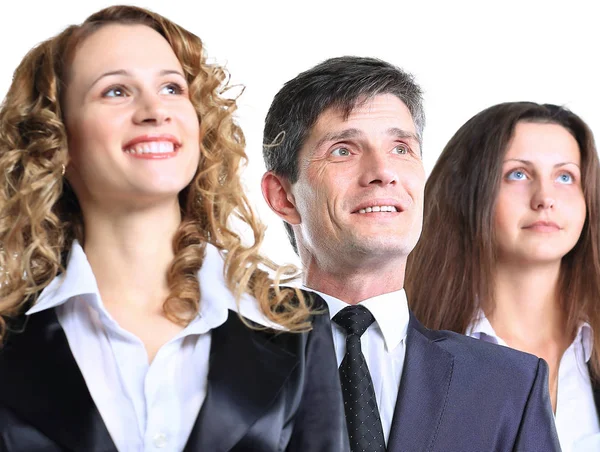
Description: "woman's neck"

(81, 198), (181, 313)
(489, 261), (567, 347)
(490, 260), (573, 412)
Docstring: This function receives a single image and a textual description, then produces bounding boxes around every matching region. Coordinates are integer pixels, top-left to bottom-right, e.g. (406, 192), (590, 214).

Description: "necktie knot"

(333, 305), (375, 338)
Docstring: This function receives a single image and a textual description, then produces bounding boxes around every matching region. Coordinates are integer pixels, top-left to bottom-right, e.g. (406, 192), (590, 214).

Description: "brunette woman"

(407, 102), (600, 451)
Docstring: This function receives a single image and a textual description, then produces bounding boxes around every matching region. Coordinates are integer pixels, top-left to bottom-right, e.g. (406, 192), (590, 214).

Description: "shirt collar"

(198, 243), (287, 330)
(467, 309), (594, 362)
(305, 287), (409, 352)
(27, 240), (285, 331)
(465, 311), (504, 346)
(27, 240), (98, 315)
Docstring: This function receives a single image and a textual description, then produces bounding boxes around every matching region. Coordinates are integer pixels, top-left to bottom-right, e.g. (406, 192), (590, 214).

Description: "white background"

(2, 0), (598, 267)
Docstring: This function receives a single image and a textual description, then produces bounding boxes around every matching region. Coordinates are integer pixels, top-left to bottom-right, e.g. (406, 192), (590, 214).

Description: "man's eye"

(392, 144), (409, 154)
(331, 147), (351, 157)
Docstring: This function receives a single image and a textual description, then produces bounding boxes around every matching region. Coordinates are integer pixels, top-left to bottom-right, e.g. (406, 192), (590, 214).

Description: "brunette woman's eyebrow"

(554, 161), (581, 169)
(504, 158), (580, 169)
(503, 158), (531, 165)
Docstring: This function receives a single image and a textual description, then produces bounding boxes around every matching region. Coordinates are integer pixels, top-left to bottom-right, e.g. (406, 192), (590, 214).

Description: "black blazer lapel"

(0, 310), (117, 452)
(387, 313), (454, 452)
(184, 311), (299, 452)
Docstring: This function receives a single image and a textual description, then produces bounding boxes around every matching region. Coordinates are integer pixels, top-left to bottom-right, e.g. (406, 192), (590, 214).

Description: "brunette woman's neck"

(490, 262), (567, 345)
(490, 261), (572, 412)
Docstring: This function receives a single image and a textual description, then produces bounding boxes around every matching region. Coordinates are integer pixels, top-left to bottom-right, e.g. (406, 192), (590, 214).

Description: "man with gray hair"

(261, 56), (560, 452)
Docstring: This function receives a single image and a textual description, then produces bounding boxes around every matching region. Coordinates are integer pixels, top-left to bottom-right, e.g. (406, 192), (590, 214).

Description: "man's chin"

(346, 236), (414, 258)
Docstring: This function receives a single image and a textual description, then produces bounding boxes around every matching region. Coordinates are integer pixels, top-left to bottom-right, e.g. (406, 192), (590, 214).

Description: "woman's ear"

(261, 171), (301, 225)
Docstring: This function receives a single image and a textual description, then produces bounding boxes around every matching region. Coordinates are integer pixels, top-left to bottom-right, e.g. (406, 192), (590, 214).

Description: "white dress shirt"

(27, 240), (283, 452)
(467, 312), (600, 452)
(305, 287), (409, 445)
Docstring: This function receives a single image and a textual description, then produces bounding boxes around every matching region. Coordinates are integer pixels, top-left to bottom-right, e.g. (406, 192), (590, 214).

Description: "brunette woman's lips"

(522, 221), (561, 232)
(123, 134), (181, 159)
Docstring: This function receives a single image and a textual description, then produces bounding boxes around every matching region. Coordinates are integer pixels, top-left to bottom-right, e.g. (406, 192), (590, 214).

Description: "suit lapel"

(387, 314), (454, 452)
(0, 309), (117, 452)
(184, 311), (298, 452)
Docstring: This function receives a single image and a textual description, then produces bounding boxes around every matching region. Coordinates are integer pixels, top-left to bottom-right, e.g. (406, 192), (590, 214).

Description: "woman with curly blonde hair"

(0, 5), (346, 451)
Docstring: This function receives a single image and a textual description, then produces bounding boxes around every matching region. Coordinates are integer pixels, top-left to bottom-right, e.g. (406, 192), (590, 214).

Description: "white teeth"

(357, 205), (398, 214)
(124, 141), (175, 154)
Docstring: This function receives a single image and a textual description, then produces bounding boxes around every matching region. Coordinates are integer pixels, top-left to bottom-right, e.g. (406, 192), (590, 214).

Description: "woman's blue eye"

(331, 147), (351, 157)
(556, 173), (573, 184)
(506, 170), (526, 181)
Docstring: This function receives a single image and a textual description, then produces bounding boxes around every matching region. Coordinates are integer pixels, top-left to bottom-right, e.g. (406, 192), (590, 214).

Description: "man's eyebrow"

(314, 128), (363, 150)
(87, 68), (186, 92)
(387, 127), (419, 143)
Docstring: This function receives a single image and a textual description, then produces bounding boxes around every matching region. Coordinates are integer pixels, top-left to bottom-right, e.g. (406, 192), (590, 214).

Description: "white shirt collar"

(467, 309), (594, 362)
(27, 240), (285, 331)
(305, 287), (409, 353)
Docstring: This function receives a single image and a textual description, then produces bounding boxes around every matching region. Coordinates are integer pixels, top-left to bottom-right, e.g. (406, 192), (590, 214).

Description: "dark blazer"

(387, 312), (561, 452)
(0, 306), (348, 451)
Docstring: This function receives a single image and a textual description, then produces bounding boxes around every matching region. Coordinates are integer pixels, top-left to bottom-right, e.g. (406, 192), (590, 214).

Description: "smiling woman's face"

(63, 23), (200, 209)
(494, 121), (586, 265)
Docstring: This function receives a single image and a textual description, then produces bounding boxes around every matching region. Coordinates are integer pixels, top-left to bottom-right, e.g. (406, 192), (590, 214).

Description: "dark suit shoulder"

(411, 314), (542, 384)
(400, 314), (559, 451)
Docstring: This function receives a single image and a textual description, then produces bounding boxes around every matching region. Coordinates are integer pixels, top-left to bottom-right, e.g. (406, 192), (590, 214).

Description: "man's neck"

(303, 257), (406, 304)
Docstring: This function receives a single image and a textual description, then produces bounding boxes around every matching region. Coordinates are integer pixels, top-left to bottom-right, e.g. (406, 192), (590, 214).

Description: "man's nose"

(358, 152), (398, 187)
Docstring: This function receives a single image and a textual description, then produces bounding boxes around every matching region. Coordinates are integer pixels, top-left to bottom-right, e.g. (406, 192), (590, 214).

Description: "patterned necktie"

(333, 305), (386, 452)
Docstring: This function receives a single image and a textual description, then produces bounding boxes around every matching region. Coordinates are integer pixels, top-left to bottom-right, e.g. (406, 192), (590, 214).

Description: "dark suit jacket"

(0, 306), (348, 452)
(387, 312), (561, 452)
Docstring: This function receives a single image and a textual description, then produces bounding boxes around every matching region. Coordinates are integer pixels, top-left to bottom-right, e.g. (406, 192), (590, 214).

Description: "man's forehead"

(312, 95), (415, 133)
(308, 100), (418, 146)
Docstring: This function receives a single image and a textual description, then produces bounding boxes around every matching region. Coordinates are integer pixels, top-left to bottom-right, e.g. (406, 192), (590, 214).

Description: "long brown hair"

(0, 5), (312, 340)
(406, 102), (600, 379)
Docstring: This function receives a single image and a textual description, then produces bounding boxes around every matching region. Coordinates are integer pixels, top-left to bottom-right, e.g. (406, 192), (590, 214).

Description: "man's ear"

(261, 171), (301, 225)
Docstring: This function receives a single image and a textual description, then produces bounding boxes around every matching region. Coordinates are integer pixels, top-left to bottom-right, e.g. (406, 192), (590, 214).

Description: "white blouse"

(27, 241), (282, 452)
(467, 313), (600, 452)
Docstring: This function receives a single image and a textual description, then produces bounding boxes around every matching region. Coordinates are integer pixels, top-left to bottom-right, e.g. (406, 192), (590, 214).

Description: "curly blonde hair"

(0, 5), (312, 340)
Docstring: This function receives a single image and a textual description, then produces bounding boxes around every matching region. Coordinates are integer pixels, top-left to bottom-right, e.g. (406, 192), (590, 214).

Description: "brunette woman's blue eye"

(556, 173), (574, 184)
(506, 170), (526, 181)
